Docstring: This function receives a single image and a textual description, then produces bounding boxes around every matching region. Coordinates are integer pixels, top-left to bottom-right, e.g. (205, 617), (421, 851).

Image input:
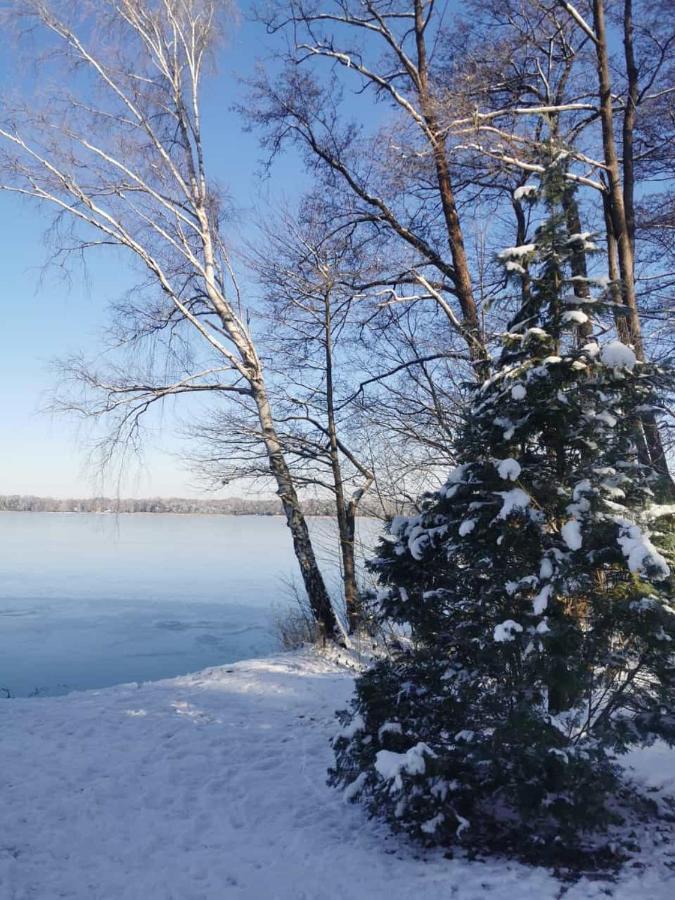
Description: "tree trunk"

(331, 470), (361, 634)
(323, 289), (362, 633)
(593, 0), (674, 497)
(507, 195), (540, 333)
(602, 193), (654, 469)
(413, 0), (489, 380)
(341, 503), (360, 634)
(592, 0), (643, 354)
(601, 192), (627, 336)
(622, 0), (638, 252)
(251, 376), (341, 642)
(201, 227), (341, 639)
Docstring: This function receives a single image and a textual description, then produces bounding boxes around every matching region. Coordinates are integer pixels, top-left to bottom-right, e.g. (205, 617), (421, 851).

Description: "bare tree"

(248, 0), (492, 378)
(551, 0), (674, 493)
(416, 0), (674, 490)
(0, 0), (341, 639)
(194, 204), (467, 629)
(192, 209), (376, 631)
(251, 214), (375, 632)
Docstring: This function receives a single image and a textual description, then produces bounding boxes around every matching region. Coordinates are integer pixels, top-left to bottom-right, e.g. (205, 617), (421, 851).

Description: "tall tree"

(249, 0), (490, 378)
(553, 0), (674, 491)
(196, 205), (468, 629)
(0, 0), (340, 639)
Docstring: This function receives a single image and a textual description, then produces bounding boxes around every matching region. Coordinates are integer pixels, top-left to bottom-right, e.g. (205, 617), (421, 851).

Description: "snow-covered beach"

(2, 650), (673, 900)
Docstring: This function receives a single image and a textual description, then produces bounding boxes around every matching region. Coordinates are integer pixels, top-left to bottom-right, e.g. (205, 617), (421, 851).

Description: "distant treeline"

(0, 495), (341, 516)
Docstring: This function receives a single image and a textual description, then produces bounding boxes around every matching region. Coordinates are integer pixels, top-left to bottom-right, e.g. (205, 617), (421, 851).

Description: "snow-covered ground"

(1, 650), (673, 899)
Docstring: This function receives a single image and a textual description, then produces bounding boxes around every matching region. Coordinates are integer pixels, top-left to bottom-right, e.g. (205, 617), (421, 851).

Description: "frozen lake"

(0, 512), (377, 697)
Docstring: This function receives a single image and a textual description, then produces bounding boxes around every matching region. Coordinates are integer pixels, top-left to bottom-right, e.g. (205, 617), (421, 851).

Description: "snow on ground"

(1, 650), (674, 900)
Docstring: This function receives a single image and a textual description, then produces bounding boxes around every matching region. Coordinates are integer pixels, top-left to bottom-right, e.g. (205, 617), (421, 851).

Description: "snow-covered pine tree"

(330, 153), (675, 865)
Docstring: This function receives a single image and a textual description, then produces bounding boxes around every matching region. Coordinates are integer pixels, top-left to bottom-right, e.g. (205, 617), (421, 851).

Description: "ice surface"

(0, 512), (379, 697)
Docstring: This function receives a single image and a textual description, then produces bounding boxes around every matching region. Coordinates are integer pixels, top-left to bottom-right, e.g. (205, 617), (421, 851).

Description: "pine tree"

(330, 153), (675, 866)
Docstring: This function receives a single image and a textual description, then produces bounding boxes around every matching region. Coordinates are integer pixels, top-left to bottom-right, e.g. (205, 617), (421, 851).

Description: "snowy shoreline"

(1, 650), (673, 899)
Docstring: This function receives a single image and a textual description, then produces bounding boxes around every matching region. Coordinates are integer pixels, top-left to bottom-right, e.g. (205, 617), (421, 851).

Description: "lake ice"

(0, 512), (376, 697)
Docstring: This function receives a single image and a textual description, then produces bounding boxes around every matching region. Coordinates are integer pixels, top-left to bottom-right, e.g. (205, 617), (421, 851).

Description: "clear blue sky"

(0, 10), (309, 499)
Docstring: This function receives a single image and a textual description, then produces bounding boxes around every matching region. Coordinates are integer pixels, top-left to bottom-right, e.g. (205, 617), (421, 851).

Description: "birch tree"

(0, 0), (341, 639)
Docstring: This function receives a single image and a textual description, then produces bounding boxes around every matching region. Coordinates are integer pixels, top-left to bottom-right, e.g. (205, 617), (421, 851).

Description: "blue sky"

(0, 11), (310, 498)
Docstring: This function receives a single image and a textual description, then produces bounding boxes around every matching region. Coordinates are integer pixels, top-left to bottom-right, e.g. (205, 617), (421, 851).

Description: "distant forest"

(0, 495), (341, 516)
